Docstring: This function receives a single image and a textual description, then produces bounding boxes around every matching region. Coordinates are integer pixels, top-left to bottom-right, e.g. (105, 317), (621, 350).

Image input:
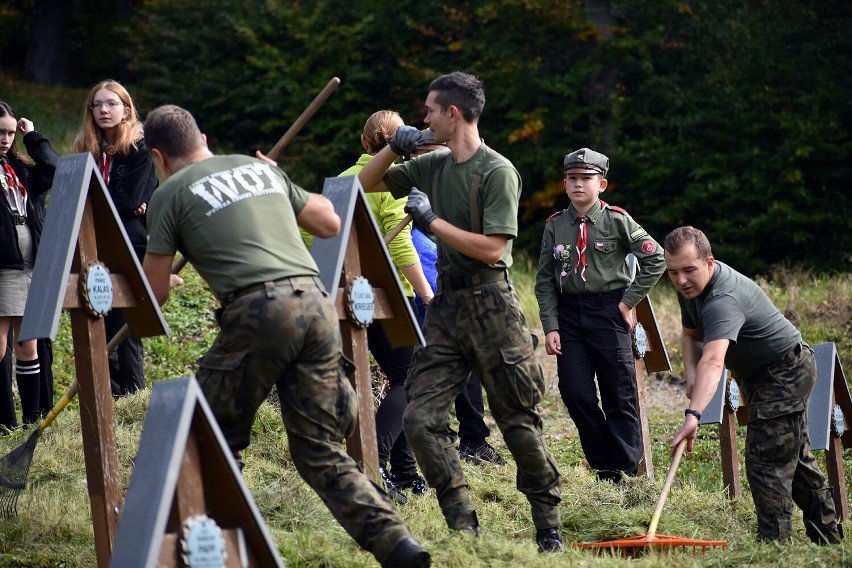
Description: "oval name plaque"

(80, 261), (113, 318)
(346, 276), (374, 328)
(180, 515), (227, 568)
(632, 322), (648, 359)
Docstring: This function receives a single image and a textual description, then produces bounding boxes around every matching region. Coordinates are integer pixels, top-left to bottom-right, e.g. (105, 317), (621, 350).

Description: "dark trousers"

(368, 298), (417, 476)
(105, 309), (145, 397)
(555, 290), (640, 480)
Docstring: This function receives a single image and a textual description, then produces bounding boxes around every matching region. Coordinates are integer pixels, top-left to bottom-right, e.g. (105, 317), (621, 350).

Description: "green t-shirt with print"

(146, 155), (318, 300)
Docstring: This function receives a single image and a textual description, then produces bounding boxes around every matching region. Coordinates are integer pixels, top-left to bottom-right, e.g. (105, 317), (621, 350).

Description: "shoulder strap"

(469, 148), (493, 234)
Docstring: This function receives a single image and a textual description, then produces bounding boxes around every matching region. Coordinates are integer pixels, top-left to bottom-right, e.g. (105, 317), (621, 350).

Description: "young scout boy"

(534, 148), (665, 482)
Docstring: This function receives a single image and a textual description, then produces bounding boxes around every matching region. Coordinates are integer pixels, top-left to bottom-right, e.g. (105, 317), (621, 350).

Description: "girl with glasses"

(74, 80), (158, 398)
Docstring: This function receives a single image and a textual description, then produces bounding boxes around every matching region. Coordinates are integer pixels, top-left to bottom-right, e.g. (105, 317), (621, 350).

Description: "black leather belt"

(441, 269), (507, 290)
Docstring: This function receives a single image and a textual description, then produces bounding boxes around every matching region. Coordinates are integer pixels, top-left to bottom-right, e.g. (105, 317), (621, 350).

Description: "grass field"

(0, 79), (850, 567)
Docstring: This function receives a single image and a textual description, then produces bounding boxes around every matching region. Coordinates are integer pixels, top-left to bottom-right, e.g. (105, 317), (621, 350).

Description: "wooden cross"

(310, 176), (423, 481)
(20, 153), (168, 567)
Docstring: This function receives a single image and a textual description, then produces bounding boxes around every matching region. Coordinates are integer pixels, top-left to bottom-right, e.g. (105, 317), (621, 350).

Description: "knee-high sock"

(16, 358), (41, 425)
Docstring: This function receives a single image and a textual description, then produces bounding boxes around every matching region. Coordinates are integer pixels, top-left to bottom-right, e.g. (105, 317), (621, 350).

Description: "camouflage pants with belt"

(741, 342), (838, 541)
(196, 276), (411, 562)
(403, 278), (562, 530)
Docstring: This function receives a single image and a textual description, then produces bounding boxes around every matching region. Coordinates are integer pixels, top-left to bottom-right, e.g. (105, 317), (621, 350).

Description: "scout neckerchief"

(574, 215), (590, 281)
(99, 144), (116, 186)
(0, 157), (28, 218)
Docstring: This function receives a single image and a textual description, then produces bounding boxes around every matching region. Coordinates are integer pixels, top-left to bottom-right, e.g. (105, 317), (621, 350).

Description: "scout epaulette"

(600, 200), (628, 215)
(546, 210), (564, 222)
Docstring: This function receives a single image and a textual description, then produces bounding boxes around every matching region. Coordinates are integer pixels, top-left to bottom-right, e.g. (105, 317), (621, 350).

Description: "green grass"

(0, 80), (849, 567)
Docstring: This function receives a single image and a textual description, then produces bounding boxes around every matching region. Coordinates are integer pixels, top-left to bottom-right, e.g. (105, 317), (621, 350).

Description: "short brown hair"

(664, 226), (713, 260)
(144, 105), (204, 161)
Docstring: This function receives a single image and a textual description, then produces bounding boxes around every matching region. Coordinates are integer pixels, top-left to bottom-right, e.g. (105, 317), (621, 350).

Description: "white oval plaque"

(346, 276), (374, 328)
(727, 379), (741, 411)
(180, 515), (226, 568)
(80, 261), (113, 318)
(832, 404), (845, 437)
(632, 322), (648, 359)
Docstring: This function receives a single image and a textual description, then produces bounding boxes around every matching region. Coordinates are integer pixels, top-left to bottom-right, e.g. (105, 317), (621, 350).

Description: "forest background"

(2, 0), (850, 276)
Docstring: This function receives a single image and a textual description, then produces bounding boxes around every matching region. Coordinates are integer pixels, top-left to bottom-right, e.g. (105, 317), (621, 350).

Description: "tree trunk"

(23, 0), (73, 85)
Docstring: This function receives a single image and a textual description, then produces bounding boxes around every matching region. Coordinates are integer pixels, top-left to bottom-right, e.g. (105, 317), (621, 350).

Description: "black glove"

(389, 126), (423, 156)
(405, 187), (438, 231)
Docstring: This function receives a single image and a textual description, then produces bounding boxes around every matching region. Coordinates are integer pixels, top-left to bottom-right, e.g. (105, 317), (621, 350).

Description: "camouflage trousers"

(741, 342), (838, 541)
(196, 276), (411, 562)
(403, 276), (562, 530)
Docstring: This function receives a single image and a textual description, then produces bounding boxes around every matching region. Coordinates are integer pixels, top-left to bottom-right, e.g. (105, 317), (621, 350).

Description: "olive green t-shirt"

(146, 155), (318, 300)
(383, 142), (518, 276)
(678, 260), (801, 378)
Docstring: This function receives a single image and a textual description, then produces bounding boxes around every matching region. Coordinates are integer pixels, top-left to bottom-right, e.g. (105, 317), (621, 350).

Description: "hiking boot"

(536, 527), (564, 552)
(381, 536), (431, 567)
(392, 471), (429, 496)
(458, 441), (507, 466)
(807, 522), (844, 545)
(380, 467), (408, 505)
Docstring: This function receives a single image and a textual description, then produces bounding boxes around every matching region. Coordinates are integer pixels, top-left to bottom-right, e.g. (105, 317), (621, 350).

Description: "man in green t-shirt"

(142, 105), (430, 568)
(665, 226), (841, 544)
(359, 72), (563, 553)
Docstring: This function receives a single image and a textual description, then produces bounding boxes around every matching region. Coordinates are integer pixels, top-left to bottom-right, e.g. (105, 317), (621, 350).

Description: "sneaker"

(536, 527), (564, 553)
(393, 472), (429, 496)
(458, 441), (507, 466)
(381, 536), (431, 567)
(380, 467), (408, 506)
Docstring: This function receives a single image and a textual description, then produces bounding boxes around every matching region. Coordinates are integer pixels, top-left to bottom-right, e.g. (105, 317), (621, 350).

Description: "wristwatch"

(684, 408), (702, 421)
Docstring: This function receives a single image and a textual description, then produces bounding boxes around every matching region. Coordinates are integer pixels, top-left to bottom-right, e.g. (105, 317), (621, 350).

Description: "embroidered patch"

(595, 242), (605, 251)
(641, 240), (657, 254)
(630, 229), (648, 242)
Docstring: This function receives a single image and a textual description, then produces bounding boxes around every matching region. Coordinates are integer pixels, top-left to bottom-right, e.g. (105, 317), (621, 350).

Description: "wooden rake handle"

(266, 77), (341, 161)
(383, 214), (413, 245)
(646, 438), (688, 538)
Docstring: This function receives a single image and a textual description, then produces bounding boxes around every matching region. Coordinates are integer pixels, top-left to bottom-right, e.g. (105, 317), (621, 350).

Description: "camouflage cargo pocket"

(501, 333), (545, 408)
(196, 349), (251, 430)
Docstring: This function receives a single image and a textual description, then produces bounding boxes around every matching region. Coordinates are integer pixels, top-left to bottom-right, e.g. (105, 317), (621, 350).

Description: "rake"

(574, 439), (728, 556)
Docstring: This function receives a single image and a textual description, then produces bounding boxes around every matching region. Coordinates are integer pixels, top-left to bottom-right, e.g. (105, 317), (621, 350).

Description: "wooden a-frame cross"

(20, 153), (169, 568)
(310, 175), (424, 482)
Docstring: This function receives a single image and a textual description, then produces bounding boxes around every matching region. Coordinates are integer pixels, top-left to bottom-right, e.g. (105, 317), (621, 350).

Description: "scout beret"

(563, 148), (609, 176)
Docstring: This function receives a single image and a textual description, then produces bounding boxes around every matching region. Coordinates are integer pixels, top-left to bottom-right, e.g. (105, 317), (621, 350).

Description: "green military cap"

(563, 148), (609, 177)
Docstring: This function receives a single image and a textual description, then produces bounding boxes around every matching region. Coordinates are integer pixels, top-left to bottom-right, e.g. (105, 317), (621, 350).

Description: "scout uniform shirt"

(535, 199), (665, 334)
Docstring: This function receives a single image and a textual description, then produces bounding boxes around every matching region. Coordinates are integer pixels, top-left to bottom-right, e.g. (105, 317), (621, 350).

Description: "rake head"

(0, 429), (40, 518)
(575, 532), (728, 557)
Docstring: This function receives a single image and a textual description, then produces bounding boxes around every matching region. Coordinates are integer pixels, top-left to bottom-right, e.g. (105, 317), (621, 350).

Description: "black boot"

(381, 537), (430, 568)
(16, 358), (41, 426)
(807, 522), (844, 545)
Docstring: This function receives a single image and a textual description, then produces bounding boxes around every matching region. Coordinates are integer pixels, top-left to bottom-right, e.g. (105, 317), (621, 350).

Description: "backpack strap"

(469, 148), (493, 234)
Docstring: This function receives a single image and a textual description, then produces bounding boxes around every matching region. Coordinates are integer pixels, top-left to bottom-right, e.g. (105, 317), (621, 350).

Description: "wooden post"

(20, 154), (169, 567)
(340, 225), (380, 478)
(632, 295), (672, 480)
(719, 377), (742, 499)
(310, 177), (424, 484)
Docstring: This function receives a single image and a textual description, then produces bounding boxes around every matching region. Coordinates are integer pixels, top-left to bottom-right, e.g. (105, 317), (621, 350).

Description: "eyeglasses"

(91, 101), (124, 111)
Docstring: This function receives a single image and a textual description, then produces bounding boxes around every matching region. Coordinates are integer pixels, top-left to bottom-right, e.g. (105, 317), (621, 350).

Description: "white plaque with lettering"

(80, 261), (113, 318)
(180, 515), (226, 568)
(346, 276), (374, 328)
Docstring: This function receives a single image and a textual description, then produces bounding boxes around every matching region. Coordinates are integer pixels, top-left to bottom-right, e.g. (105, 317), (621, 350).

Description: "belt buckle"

(15, 214), (26, 225)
